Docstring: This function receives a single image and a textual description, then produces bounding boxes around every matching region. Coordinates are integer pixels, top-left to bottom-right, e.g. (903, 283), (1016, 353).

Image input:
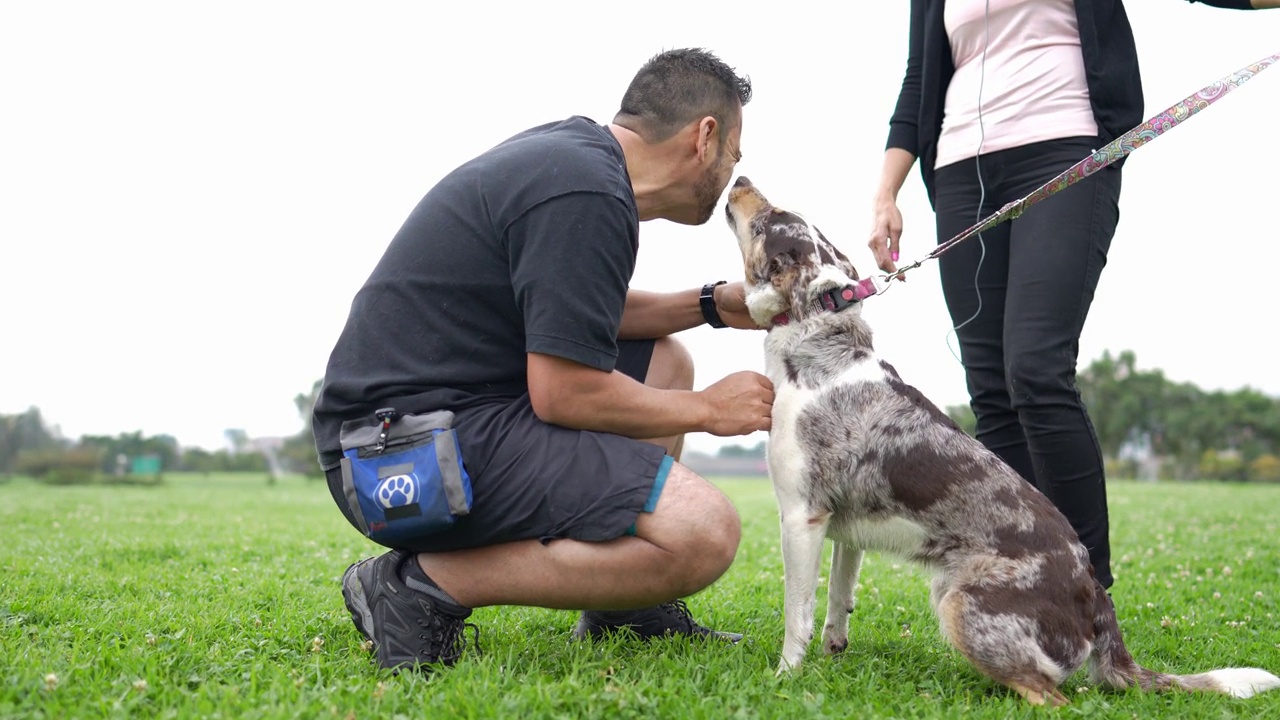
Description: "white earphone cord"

(945, 0), (991, 362)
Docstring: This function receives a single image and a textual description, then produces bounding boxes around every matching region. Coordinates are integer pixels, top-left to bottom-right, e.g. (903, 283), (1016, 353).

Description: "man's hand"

(713, 281), (764, 330)
(700, 371), (774, 436)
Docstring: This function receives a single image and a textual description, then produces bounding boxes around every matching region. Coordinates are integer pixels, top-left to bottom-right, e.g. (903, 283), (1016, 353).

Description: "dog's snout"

(726, 176), (768, 227)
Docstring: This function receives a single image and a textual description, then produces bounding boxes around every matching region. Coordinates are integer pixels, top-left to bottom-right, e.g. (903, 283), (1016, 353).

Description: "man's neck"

(608, 123), (684, 222)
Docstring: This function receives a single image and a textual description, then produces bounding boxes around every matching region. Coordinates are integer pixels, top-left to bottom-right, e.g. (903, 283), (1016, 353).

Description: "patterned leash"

(850, 51), (1280, 301)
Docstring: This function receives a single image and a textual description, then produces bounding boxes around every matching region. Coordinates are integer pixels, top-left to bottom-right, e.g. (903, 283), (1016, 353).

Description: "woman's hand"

(868, 193), (904, 277)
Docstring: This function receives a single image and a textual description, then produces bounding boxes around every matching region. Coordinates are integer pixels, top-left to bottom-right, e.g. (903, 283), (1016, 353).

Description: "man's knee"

(644, 336), (695, 392)
(634, 462), (740, 595)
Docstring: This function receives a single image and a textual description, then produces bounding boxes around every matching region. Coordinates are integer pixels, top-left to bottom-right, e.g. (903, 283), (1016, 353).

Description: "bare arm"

(618, 282), (759, 339)
(617, 288), (705, 340)
(867, 147), (918, 275)
(527, 352), (772, 438)
(870, 0), (927, 277)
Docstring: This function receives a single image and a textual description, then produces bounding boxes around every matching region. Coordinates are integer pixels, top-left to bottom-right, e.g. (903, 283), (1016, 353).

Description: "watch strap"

(700, 281), (728, 328)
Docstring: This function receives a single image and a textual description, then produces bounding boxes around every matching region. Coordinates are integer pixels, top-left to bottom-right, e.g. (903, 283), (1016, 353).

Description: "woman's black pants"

(933, 135), (1122, 588)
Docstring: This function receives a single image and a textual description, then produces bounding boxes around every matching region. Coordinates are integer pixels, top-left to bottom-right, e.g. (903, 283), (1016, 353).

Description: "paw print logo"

(375, 474), (418, 508)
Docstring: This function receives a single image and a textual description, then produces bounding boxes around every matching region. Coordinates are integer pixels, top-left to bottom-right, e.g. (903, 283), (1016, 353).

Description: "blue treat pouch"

(338, 409), (472, 545)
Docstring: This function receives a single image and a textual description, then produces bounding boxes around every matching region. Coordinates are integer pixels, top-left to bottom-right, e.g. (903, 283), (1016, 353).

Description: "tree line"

(4, 350), (1279, 484)
(0, 408), (274, 484)
(942, 350), (1280, 483)
(0, 379), (326, 484)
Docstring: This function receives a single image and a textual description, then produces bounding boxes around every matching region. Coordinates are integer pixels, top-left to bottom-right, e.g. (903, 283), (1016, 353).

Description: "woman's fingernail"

(892, 252), (899, 262)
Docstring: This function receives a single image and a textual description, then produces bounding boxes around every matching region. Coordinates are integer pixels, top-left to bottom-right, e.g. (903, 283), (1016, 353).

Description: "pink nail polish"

(892, 251), (899, 262)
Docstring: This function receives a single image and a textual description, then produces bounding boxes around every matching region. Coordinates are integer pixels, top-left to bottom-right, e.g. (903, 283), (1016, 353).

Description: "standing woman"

(868, 0), (1272, 590)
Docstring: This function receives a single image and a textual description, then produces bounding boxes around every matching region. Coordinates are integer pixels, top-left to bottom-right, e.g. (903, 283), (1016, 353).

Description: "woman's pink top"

(936, 0), (1099, 169)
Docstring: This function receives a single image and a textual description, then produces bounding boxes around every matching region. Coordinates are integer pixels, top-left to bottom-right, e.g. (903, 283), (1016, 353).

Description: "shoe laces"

(657, 599), (699, 633)
(417, 614), (481, 663)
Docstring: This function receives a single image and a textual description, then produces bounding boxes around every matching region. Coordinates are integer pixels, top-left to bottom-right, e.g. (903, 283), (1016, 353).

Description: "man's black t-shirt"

(313, 116), (639, 469)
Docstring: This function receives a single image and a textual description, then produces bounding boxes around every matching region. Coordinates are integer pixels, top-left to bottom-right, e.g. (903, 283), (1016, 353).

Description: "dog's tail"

(1087, 582), (1280, 698)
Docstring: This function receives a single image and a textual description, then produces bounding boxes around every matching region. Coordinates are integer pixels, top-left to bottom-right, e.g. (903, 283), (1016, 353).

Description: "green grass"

(2, 474), (1279, 719)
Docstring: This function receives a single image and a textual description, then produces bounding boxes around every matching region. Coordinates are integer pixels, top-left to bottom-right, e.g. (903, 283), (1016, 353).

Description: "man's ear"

(695, 116), (718, 163)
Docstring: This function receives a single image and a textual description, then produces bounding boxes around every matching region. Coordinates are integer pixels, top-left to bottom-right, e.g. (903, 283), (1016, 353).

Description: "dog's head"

(724, 176), (861, 327)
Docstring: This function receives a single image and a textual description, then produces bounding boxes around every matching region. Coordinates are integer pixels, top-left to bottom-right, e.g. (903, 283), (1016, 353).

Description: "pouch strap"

(434, 430), (470, 516)
(339, 457), (370, 534)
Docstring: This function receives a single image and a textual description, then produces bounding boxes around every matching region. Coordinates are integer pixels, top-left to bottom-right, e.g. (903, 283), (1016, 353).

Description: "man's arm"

(618, 288), (704, 340)
(526, 352), (772, 439)
(618, 283), (759, 339)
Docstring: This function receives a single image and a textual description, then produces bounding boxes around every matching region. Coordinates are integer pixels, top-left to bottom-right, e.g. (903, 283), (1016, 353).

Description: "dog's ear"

(815, 227), (860, 281)
(768, 253), (797, 303)
(833, 249), (860, 283)
(770, 252), (821, 320)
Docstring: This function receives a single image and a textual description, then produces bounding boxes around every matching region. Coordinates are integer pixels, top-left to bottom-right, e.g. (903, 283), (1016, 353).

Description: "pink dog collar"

(771, 277), (879, 327)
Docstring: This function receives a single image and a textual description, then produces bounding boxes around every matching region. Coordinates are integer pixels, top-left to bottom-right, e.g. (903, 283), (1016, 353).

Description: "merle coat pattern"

(723, 176), (1279, 706)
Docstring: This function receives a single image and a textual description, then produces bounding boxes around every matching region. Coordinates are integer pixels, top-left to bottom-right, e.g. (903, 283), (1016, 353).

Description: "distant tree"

(224, 428), (251, 455)
(16, 445), (104, 485)
(180, 447), (217, 475)
(1199, 449), (1247, 482)
(293, 379), (323, 421)
(0, 407), (62, 475)
(79, 431), (180, 474)
(1249, 454), (1280, 483)
(1077, 350), (1280, 480)
(205, 449), (267, 473)
(279, 380), (324, 478)
(945, 404), (977, 436)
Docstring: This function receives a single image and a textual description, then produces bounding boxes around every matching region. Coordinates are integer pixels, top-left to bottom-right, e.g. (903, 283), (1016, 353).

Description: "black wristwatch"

(700, 281), (728, 328)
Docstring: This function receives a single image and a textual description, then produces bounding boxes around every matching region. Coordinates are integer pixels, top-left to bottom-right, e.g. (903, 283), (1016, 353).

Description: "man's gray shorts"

(325, 339), (672, 553)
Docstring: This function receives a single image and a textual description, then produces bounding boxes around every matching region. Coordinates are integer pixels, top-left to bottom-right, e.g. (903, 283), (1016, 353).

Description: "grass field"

(2, 473), (1279, 719)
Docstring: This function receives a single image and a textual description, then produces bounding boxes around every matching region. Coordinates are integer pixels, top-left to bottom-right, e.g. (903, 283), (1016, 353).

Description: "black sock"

(398, 554), (470, 614)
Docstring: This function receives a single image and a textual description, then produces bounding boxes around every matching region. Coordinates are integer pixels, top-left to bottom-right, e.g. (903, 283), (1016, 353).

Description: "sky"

(2, 1), (1278, 457)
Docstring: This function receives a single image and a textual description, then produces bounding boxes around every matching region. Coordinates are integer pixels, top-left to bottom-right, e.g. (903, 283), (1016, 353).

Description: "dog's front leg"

(777, 509), (829, 675)
(821, 542), (864, 655)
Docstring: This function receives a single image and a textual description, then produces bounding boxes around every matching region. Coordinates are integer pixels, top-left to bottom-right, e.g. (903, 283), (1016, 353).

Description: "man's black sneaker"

(572, 600), (743, 643)
(341, 549), (478, 671)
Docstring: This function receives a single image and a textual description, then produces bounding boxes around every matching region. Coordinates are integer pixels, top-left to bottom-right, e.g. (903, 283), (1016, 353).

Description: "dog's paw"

(822, 635), (848, 656)
(775, 656), (803, 677)
(821, 622), (849, 655)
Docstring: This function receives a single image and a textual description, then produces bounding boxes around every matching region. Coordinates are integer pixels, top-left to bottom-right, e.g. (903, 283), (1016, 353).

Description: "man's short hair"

(614, 48), (752, 144)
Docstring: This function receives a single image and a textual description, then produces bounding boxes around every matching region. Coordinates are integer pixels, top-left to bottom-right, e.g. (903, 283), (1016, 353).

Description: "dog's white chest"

(765, 351), (930, 559)
(827, 516), (929, 558)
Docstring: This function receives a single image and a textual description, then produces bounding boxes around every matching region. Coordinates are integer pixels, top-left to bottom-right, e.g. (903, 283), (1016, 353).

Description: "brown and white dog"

(723, 176), (1280, 705)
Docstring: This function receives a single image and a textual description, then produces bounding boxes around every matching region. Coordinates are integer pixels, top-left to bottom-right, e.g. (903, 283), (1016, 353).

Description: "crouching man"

(312, 47), (773, 670)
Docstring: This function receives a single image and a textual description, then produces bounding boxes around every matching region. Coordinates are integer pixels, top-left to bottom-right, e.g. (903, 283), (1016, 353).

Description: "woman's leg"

(934, 159), (1037, 484)
(999, 138), (1122, 588)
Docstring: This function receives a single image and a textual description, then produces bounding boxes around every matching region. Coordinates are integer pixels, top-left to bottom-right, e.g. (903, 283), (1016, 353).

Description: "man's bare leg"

(415, 462), (739, 609)
(415, 336), (739, 610)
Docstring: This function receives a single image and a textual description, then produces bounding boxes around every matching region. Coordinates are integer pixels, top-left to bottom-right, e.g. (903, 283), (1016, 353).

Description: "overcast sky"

(2, 1), (1277, 457)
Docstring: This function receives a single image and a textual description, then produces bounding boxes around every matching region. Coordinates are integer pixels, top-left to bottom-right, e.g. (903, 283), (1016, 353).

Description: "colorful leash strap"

(875, 51), (1280, 292)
